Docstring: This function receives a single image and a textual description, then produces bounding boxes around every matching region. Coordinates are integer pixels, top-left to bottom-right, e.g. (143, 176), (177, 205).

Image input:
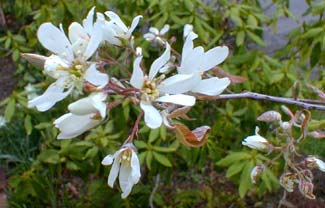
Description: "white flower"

(130, 43), (197, 129)
(0, 115), (6, 128)
(101, 143), (141, 199)
(54, 92), (107, 139)
(143, 24), (170, 43)
(101, 11), (142, 45)
(242, 127), (269, 150)
(178, 31), (230, 96)
(28, 8), (108, 111)
(305, 156), (325, 172)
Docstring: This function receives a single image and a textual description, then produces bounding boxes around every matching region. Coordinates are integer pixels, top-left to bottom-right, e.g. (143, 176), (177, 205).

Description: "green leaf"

(226, 162), (246, 178)
(302, 27), (323, 39)
(24, 115), (32, 135)
(83, 147), (98, 160)
(148, 128), (160, 143)
(236, 31), (245, 46)
(4, 98), (16, 122)
(153, 152), (172, 167)
(146, 151), (153, 170)
(134, 140), (148, 149)
(216, 152), (251, 167)
(37, 149), (60, 164)
(247, 31), (265, 47)
(238, 160), (254, 198)
(310, 42), (321, 68)
(152, 146), (177, 153)
(66, 161), (80, 170)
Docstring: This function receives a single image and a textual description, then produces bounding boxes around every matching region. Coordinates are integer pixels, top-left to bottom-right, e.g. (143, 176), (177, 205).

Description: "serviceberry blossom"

(143, 24), (170, 43)
(101, 143), (141, 199)
(54, 92), (107, 139)
(178, 31), (230, 96)
(28, 8), (108, 111)
(103, 11), (142, 45)
(130, 43), (197, 129)
(242, 127), (270, 150)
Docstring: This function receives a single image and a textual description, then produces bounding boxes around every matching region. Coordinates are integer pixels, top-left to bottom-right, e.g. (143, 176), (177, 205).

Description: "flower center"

(140, 75), (165, 102)
(121, 148), (132, 165)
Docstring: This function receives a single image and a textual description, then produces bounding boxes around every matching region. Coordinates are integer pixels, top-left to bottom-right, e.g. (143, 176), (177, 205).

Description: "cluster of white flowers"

(25, 7), (231, 198)
(242, 109), (325, 200)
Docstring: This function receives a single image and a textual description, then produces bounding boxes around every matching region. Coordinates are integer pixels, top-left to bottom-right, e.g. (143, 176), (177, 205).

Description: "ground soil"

(0, 56), (17, 101)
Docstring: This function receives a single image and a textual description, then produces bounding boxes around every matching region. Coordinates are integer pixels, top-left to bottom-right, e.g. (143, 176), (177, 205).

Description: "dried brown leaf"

(174, 123), (210, 147)
(212, 67), (247, 85)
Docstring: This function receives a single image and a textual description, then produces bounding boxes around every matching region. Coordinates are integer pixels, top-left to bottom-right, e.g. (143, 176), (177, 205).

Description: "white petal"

(84, 63), (109, 87)
(54, 113), (101, 139)
(101, 21), (122, 45)
(108, 155), (121, 187)
(105, 11), (128, 32)
(127, 15), (142, 37)
(119, 161), (133, 198)
(140, 102), (162, 129)
(130, 151), (141, 184)
(156, 94), (196, 106)
(44, 55), (70, 79)
(28, 80), (71, 111)
(68, 97), (97, 115)
(149, 27), (159, 35)
(160, 24), (170, 35)
(37, 23), (73, 61)
(191, 77), (230, 96)
(181, 31), (197, 62)
(85, 22), (103, 60)
(183, 24), (193, 38)
(101, 154), (114, 165)
(158, 73), (200, 94)
(68, 22), (88, 45)
(199, 46), (229, 72)
(143, 33), (155, 41)
(148, 43), (170, 80)
(91, 92), (107, 118)
(130, 56), (144, 89)
(83, 7), (95, 34)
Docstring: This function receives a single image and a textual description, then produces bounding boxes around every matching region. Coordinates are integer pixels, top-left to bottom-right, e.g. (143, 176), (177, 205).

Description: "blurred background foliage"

(0, 0), (324, 207)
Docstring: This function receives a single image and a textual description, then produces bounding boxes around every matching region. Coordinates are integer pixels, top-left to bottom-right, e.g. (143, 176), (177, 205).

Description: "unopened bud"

(250, 164), (265, 184)
(257, 111), (281, 123)
(305, 156), (325, 172)
(280, 121), (291, 131)
(242, 127), (270, 151)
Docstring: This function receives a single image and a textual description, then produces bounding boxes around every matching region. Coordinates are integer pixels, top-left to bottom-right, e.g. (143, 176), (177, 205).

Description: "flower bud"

(257, 111), (281, 123)
(250, 164), (265, 184)
(305, 156), (325, 172)
(242, 127), (270, 151)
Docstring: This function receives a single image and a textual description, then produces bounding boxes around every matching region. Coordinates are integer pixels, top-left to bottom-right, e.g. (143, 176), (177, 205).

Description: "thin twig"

(215, 92), (325, 111)
(149, 174), (160, 208)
